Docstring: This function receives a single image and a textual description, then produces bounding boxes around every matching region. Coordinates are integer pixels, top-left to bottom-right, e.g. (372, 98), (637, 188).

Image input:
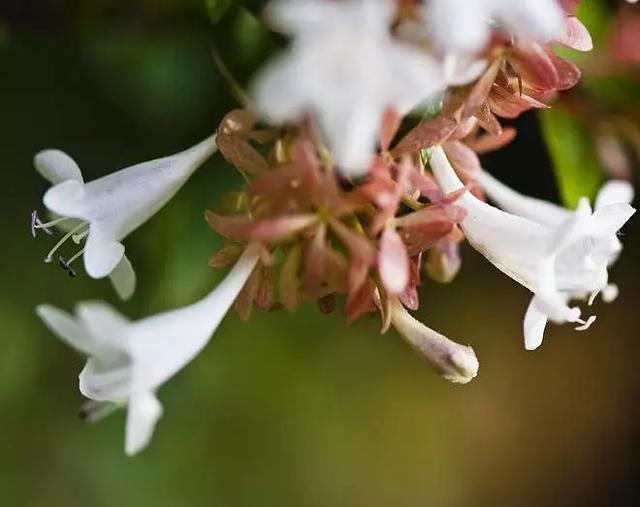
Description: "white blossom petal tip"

(37, 244), (260, 455)
(422, 0), (565, 54)
(35, 149), (84, 184)
(33, 136), (217, 297)
(430, 147), (635, 349)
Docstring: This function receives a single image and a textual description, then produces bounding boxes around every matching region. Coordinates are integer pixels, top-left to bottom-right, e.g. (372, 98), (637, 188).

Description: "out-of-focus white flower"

(422, 0), (565, 54)
(430, 147), (635, 350)
(37, 244), (260, 456)
(33, 136), (217, 299)
(252, 0), (460, 178)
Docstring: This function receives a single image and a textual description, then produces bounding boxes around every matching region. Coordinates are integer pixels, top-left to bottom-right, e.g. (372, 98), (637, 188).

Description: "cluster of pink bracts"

(208, 1), (590, 334)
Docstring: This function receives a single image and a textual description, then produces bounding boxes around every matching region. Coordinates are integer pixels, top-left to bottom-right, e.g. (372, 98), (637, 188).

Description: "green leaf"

(205, 0), (233, 23)
(539, 108), (604, 208)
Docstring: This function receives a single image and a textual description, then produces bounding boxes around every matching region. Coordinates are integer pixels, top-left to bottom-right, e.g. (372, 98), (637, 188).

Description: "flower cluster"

(33, 0), (634, 455)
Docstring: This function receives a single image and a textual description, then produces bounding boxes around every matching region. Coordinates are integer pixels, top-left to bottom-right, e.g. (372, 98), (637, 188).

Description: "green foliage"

(582, 74), (640, 109)
(205, 0), (233, 23)
(540, 108), (604, 208)
(85, 31), (218, 129)
(576, 0), (610, 48)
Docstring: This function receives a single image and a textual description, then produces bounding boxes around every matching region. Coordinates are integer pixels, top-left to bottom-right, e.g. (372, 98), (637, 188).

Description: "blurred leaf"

(540, 108), (603, 207)
(582, 74), (640, 108)
(85, 30), (217, 129)
(205, 0), (233, 23)
(575, 0), (610, 48)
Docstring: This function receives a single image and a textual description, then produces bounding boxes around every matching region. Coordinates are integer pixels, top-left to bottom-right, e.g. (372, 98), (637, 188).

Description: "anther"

(58, 256), (77, 278)
(80, 400), (119, 423)
(72, 230), (89, 244)
(31, 210), (54, 237)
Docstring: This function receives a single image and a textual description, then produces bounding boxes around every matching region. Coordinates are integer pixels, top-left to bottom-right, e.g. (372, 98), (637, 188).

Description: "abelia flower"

(33, 136), (217, 298)
(430, 146), (635, 350)
(37, 243), (260, 456)
(252, 0), (460, 178)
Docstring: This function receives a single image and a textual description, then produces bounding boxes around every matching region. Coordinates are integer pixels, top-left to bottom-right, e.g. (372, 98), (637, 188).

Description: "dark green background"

(1, 1), (638, 506)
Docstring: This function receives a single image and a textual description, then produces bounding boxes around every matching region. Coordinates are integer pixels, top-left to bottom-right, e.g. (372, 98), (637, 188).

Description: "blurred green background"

(0, 1), (638, 506)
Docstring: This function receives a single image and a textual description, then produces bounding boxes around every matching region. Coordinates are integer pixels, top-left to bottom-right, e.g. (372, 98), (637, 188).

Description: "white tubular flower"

(422, 0), (565, 54)
(430, 147), (635, 350)
(33, 136), (217, 299)
(36, 244), (260, 456)
(252, 0), (454, 178)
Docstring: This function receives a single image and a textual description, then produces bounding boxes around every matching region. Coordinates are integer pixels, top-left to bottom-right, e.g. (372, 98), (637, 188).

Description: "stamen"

(31, 210), (55, 237)
(79, 400), (120, 423)
(65, 248), (85, 266)
(575, 315), (597, 331)
(31, 211), (72, 235)
(44, 222), (87, 263)
(72, 230), (89, 244)
(58, 256), (76, 278)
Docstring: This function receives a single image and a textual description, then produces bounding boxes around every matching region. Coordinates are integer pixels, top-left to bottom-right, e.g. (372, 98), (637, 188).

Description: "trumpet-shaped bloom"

(37, 244), (260, 456)
(430, 147), (635, 350)
(253, 0), (458, 177)
(35, 136), (217, 298)
(423, 0), (565, 54)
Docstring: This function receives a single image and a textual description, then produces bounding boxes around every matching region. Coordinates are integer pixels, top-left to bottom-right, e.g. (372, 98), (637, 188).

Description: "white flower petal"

(42, 180), (86, 219)
(322, 102), (381, 174)
(83, 227), (125, 279)
(595, 180), (634, 209)
(495, 0), (564, 43)
(523, 297), (548, 350)
(423, 0), (565, 54)
(590, 203), (636, 237)
(109, 255), (136, 301)
(425, 0), (490, 54)
(36, 304), (96, 355)
(75, 301), (130, 344)
(125, 391), (163, 456)
(476, 168), (570, 227)
(253, 55), (311, 124)
(34, 149), (84, 184)
(266, 0), (347, 35)
(79, 359), (130, 401)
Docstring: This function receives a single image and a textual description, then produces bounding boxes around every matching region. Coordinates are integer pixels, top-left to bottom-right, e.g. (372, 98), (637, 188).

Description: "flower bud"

(390, 299), (479, 384)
